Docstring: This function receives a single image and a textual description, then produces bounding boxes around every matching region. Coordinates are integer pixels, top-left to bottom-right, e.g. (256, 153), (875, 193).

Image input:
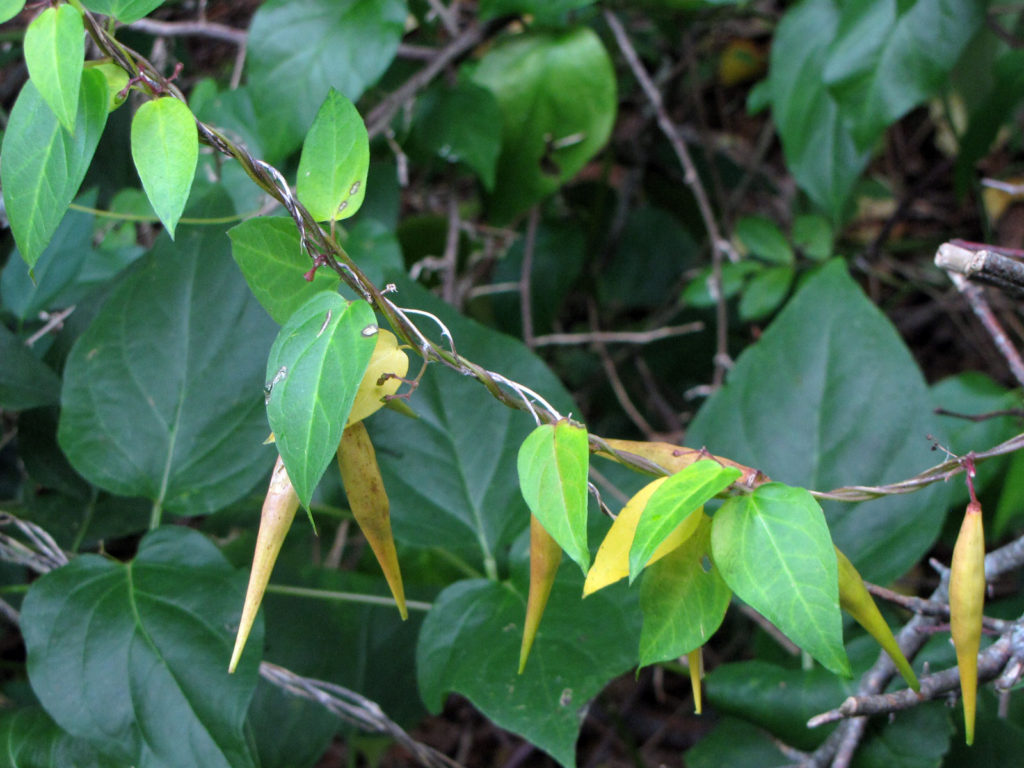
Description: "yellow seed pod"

(950, 500), (985, 746)
(519, 515), (563, 674)
(583, 476), (702, 597)
(688, 647), (704, 714)
(347, 329), (409, 426)
(229, 455), (299, 673)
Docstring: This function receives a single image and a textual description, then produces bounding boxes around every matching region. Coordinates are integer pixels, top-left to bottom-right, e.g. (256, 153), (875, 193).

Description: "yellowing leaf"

(347, 329), (409, 426)
(583, 477), (702, 597)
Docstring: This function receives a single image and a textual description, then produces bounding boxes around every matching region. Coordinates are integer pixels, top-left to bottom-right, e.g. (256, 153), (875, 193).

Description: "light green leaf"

(629, 460), (740, 582)
(472, 27), (616, 222)
(1, 68), (107, 270)
(639, 515), (732, 666)
(0, 0), (25, 24)
(0, 324), (61, 410)
(417, 574), (640, 768)
(823, 0), (984, 150)
(296, 88), (369, 222)
(81, 0), (165, 24)
(229, 216), (341, 325)
(264, 292), (376, 509)
(20, 527), (261, 767)
(24, 5), (83, 133)
(792, 214), (834, 260)
(517, 420), (591, 573)
(58, 223), (279, 518)
(686, 260), (944, 583)
(130, 97), (198, 238)
(738, 265), (794, 321)
(736, 215), (793, 265)
(246, 0), (406, 161)
(711, 483), (850, 676)
(762, 0), (869, 219)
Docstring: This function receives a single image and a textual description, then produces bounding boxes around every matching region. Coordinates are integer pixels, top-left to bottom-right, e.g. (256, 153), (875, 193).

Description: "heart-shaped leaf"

(20, 527), (262, 768)
(264, 292), (376, 508)
(711, 483), (850, 676)
(1, 68), (108, 270)
(130, 97), (198, 238)
(23, 4), (83, 133)
(517, 420), (590, 573)
(296, 88), (369, 222)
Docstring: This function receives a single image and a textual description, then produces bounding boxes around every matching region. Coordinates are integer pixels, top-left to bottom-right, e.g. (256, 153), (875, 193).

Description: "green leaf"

(738, 265), (794, 321)
(792, 214), (834, 260)
(0, 0), (25, 24)
(681, 261), (761, 308)
(130, 97), (198, 238)
(1, 68), (107, 270)
(712, 483), (850, 676)
(368, 275), (576, 573)
(296, 88), (369, 222)
(246, 0), (406, 161)
(823, 0), (984, 150)
(517, 420), (591, 573)
(264, 292), (376, 509)
(638, 515), (732, 666)
(410, 80), (503, 190)
(762, 0), (869, 219)
(23, 5), (83, 133)
(0, 324), (60, 410)
(0, 708), (120, 768)
(417, 575), (640, 768)
(20, 527), (262, 767)
(229, 216), (341, 325)
(81, 0), (165, 24)
(479, 0), (596, 23)
(687, 718), (791, 768)
(629, 460), (740, 582)
(58, 226), (279, 518)
(686, 260), (944, 583)
(736, 215), (794, 265)
(472, 27), (617, 222)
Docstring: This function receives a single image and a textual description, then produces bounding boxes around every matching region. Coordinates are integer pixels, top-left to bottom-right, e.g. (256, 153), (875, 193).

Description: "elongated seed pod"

(519, 515), (563, 674)
(337, 421), (407, 620)
(688, 647), (704, 714)
(229, 455), (299, 673)
(950, 500), (985, 745)
(835, 546), (919, 691)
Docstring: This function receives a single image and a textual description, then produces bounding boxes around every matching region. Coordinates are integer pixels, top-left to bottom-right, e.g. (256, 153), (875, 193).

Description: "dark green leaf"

(792, 214), (834, 260)
(851, 701), (952, 768)
(479, 0), (596, 23)
(246, 0), (406, 160)
(81, 0), (165, 24)
(0, 708), (120, 768)
(630, 460), (739, 581)
(472, 28), (617, 222)
(417, 574), (640, 768)
(264, 293), (376, 509)
(763, 0), (869, 219)
(369, 275), (576, 574)
(58, 226), (278, 518)
(1, 68), (107, 270)
(410, 80), (502, 190)
(736, 215), (793, 265)
(823, 0), (984, 150)
(517, 420), (591, 573)
(23, 5), (83, 133)
(712, 484), (849, 676)
(296, 88), (368, 222)
(20, 527), (262, 767)
(738, 265), (794, 321)
(687, 718), (791, 768)
(687, 261), (944, 583)
(639, 515), (732, 666)
(130, 97), (198, 238)
(229, 216), (341, 325)
(0, 325), (60, 410)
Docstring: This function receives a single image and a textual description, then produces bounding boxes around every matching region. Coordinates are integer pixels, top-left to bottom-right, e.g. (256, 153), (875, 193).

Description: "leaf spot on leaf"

(559, 688), (573, 706)
(361, 324), (379, 338)
(317, 309), (332, 338)
(349, 181), (360, 196)
(264, 365), (288, 404)
(337, 200), (348, 214)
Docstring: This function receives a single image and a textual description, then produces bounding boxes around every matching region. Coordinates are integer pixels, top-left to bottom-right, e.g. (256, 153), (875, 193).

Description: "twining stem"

(266, 584), (432, 612)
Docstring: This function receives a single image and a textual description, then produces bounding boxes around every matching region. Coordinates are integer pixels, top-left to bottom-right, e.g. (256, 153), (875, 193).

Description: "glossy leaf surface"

(130, 97), (198, 237)
(1, 68), (107, 270)
(517, 420), (591, 573)
(23, 5), (83, 133)
(21, 527), (262, 768)
(264, 292), (376, 508)
(712, 483), (850, 676)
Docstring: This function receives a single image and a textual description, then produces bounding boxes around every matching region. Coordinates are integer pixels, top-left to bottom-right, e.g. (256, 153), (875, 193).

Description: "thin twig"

(520, 206), (539, 347)
(947, 271), (1024, 388)
(127, 18), (247, 45)
(531, 323), (704, 347)
(24, 305), (76, 346)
